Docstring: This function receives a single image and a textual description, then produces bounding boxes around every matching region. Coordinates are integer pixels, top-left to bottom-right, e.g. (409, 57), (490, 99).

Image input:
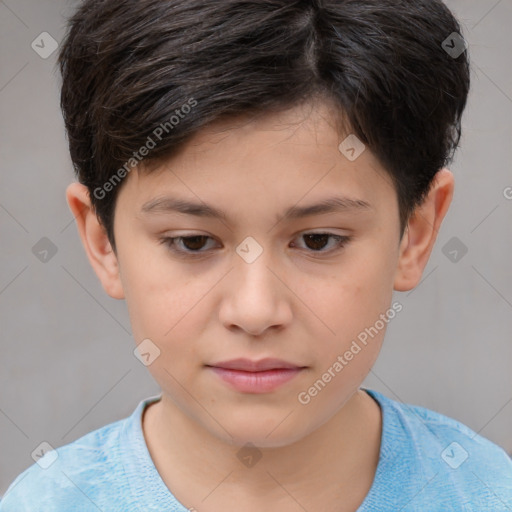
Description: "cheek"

(120, 248), (224, 383)
(124, 264), (205, 390)
(307, 241), (397, 358)
(127, 273), (200, 346)
(118, 239), (197, 345)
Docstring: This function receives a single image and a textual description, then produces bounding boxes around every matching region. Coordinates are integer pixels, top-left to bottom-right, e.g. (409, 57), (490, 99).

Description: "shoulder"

(400, 396), (511, 470)
(0, 416), (129, 511)
(365, 389), (512, 510)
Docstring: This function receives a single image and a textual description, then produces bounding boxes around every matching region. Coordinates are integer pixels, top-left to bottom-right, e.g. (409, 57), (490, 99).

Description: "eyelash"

(159, 232), (352, 258)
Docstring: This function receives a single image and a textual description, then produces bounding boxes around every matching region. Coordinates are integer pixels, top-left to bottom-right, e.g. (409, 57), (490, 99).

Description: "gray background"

(1, 0), (511, 497)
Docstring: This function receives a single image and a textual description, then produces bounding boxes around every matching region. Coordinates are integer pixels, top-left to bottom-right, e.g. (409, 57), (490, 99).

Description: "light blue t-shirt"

(1, 388), (511, 511)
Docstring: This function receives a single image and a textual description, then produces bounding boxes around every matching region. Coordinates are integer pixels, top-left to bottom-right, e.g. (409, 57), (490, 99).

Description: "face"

(111, 100), (402, 447)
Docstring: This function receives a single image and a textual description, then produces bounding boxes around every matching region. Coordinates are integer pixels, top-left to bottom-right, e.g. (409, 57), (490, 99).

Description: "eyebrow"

(140, 195), (372, 221)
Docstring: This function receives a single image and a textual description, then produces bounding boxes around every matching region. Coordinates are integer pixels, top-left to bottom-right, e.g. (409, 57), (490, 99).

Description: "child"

(2, 0), (511, 510)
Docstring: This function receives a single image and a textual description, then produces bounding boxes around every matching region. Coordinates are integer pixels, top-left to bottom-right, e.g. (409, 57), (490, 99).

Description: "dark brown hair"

(57, 0), (470, 252)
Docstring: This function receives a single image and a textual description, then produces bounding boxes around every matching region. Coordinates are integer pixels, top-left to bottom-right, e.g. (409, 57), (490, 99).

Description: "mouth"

(205, 358), (307, 393)
(206, 357), (305, 372)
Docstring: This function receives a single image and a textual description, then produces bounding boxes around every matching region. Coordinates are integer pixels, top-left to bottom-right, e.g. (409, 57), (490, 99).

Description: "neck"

(142, 388), (382, 511)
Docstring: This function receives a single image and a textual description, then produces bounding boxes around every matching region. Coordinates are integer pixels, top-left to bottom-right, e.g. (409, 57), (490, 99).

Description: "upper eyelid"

(167, 231), (347, 243)
(167, 229), (348, 238)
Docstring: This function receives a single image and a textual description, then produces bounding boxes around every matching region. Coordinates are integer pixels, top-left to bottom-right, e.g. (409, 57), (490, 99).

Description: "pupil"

(304, 234), (328, 250)
(183, 236), (207, 250)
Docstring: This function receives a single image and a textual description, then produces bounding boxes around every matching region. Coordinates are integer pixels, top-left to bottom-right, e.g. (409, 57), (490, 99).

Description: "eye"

(160, 235), (216, 257)
(290, 232), (351, 253)
(160, 232), (351, 258)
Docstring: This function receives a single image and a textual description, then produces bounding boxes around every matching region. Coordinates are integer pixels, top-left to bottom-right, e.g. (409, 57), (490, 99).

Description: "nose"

(218, 251), (293, 337)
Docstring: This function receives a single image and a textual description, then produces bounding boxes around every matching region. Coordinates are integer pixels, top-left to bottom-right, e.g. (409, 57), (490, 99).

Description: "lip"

(205, 358), (307, 393)
(207, 357), (303, 372)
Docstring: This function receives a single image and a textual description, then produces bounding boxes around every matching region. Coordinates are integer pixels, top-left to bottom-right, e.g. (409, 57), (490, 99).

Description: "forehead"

(120, 100), (396, 218)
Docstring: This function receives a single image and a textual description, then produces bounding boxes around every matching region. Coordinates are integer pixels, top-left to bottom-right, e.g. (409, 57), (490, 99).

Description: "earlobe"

(393, 168), (455, 292)
(65, 182), (125, 299)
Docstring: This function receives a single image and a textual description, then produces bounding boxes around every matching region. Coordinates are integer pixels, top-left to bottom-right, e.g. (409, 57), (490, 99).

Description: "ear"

(65, 182), (125, 299)
(394, 168), (454, 291)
